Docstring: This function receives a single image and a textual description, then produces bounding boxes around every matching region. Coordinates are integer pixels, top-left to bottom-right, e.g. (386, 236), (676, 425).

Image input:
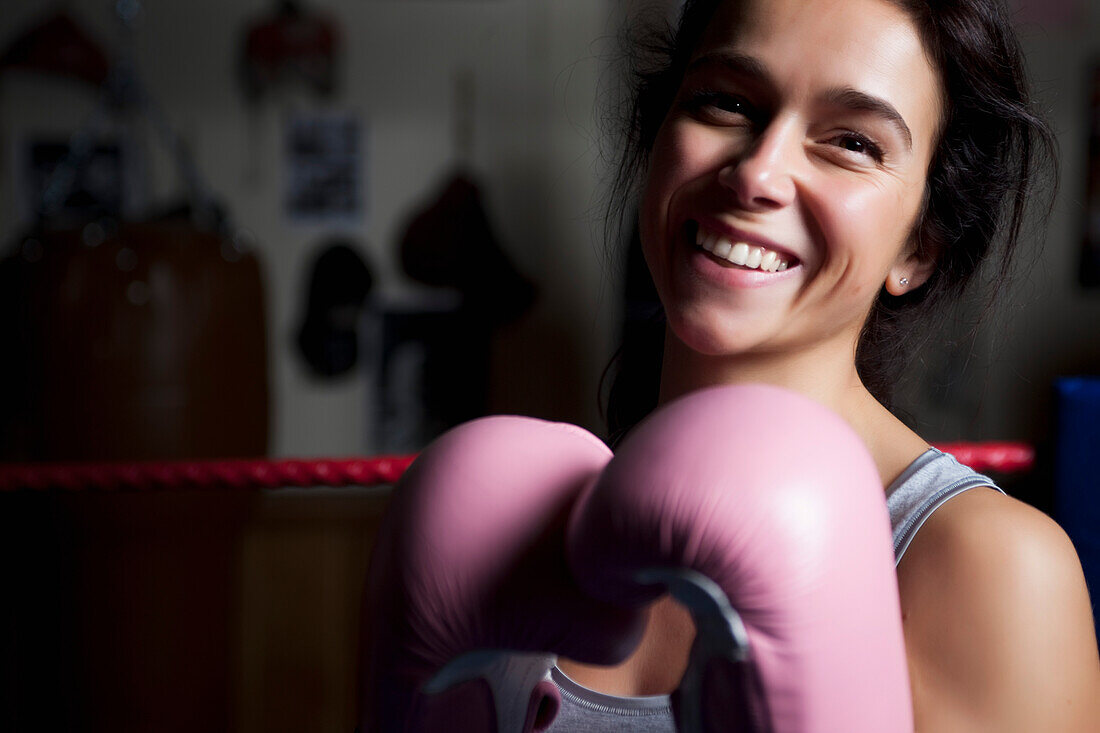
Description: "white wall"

(1, 0), (624, 456)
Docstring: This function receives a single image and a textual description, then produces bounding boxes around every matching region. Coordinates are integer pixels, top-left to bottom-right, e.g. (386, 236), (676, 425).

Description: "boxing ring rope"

(929, 442), (1034, 473)
(0, 455), (416, 492)
(0, 442), (1032, 492)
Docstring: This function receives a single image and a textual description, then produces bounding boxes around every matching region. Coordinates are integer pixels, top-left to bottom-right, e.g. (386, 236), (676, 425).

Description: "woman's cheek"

(834, 179), (882, 225)
(818, 180), (909, 264)
(653, 119), (724, 185)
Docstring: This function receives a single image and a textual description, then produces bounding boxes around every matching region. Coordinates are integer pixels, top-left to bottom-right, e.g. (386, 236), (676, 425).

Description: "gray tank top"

(546, 448), (1002, 732)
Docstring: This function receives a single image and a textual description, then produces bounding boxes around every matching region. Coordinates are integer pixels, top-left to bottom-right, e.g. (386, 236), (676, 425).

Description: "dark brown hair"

(603, 0), (1057, 439)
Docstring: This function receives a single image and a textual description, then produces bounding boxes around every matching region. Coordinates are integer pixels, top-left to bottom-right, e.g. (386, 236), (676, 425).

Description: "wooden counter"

(1, 486), (392, 733)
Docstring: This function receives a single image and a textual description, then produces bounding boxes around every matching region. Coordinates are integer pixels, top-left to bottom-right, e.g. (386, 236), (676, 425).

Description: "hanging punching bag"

(2, 216), (269, 461)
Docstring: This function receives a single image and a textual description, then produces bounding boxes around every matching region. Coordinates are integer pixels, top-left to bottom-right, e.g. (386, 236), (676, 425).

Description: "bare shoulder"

(897, 487), (1100, 732)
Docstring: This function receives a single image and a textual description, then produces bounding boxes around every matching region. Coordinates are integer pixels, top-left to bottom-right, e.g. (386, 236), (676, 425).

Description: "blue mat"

(1054, 377), (1100, 640)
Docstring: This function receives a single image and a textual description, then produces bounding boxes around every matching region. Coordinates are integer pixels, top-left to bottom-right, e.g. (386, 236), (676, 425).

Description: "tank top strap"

(886, 448), (1003, 566)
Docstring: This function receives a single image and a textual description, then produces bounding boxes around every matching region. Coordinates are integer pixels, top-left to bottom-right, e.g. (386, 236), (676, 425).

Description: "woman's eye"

(706, 93), (747, 114)
(831, 133), (884, 161)
(686, 91), (755, 121)
(839, 136), (866, 153)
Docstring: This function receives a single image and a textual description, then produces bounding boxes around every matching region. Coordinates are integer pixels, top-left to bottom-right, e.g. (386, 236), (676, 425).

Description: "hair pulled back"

(603, 0), (1057, 439)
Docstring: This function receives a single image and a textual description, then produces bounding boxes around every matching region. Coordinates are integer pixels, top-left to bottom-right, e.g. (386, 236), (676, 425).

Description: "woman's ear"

(885, 250), (936, 296)
(886, 218), (939, 297)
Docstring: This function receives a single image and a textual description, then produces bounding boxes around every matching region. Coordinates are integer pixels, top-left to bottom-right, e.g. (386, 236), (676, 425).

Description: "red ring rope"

(0, 456), (416, 492)
(932, 442), (1035, 474)
(0, 442), (1033, 492)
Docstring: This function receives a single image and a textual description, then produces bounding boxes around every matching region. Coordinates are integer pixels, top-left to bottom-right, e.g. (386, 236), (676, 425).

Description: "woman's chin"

(665, 314), (770, 359)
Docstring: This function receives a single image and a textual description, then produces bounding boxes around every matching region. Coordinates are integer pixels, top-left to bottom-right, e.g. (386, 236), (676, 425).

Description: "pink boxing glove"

(567, 384), (913, 733)
(357, 416), (646, 733)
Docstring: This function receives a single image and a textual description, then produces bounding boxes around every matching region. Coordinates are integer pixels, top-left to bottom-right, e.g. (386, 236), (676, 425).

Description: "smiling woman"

(549, 0), (1100, 730)
(639, 0), (942, 373)
(605, 0), (1060, 425)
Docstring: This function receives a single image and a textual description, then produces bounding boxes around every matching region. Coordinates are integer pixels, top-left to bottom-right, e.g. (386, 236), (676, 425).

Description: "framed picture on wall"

(284, 111), (365, 225)
(16, 138), (126, 224)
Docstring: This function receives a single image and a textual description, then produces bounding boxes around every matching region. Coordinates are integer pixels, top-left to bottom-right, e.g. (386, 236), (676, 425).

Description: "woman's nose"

(717, 120), (798, 211)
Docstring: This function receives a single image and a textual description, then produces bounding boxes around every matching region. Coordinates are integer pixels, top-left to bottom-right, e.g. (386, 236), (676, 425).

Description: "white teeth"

(746, 247), (763, 269)
(694, 224), (795, 272)
(729, 242), (750, 266)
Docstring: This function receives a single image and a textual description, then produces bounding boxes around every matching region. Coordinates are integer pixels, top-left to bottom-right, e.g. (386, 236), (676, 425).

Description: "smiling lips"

(695, 224), (795, 273)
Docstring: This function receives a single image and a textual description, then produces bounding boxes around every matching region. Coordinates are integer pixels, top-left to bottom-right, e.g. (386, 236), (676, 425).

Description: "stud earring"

(899, 277), (909, 287)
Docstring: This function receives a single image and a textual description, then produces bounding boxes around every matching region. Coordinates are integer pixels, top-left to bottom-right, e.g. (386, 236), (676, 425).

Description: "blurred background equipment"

(365, 67), (537, 453)
(238, 1), (345, 189)
(283, 111), (363, 223)
(0, 216), (269, 461)
(0, 1), (269, 462)
(399, 170), (535, 324)
(295, 237), (373, 378)
(0, 9), (109, 87)
(364, 287), (466, 453)
(376, 169), (536, 451)
(239, 0), (340, 102)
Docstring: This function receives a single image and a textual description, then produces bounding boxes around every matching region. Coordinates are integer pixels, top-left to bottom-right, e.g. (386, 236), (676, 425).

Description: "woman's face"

(641, 0), (943, 360)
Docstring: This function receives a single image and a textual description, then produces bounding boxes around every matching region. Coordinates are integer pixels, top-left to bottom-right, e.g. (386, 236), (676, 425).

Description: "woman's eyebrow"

(820, 87), (913, 151)
(686, 51), (774, 87)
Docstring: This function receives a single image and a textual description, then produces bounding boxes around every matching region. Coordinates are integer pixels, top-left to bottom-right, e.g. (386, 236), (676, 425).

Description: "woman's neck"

(657, 329), (865, 415)
(656, 329), (929, 486)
